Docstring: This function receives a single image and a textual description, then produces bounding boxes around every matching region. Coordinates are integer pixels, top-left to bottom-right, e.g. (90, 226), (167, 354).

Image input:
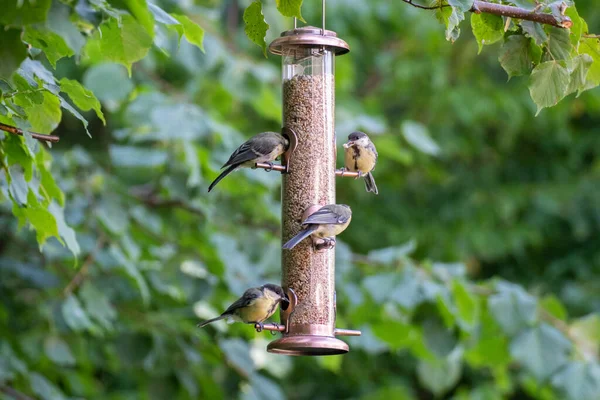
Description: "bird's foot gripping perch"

(313, 237), (336, 251)
(255, 322), (286, 334)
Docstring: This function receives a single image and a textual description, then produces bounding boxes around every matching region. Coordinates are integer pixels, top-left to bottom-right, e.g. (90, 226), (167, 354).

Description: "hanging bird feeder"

(257, 2), (361, 356)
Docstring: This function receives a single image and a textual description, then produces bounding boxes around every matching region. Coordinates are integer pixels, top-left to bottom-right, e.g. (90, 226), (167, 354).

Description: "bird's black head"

(348, 131), (368, 141)
(262, 284), (286, 300)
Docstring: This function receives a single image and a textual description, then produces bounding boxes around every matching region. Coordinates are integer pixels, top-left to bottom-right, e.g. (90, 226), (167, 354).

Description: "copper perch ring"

(0, 122), (60, 143)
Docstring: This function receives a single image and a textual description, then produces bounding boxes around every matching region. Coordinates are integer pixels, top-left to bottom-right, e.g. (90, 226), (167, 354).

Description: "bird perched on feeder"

(208, 132), (289, 192)
(282, 204), (352, 249)
(197, 284), (289, 328)
(342, 131), (378, 195)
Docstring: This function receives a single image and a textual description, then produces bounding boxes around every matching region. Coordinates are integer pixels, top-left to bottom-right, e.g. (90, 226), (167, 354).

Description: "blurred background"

(1, 0), (600, 399)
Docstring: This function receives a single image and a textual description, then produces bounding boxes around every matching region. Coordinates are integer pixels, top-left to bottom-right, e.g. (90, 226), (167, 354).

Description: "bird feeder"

(260, 9), (361, 356)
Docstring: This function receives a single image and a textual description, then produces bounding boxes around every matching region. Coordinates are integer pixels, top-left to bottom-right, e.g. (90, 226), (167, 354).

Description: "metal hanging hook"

(322, 0), (326, 35)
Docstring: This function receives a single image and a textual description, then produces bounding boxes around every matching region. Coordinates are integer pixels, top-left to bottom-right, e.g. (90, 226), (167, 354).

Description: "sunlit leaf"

(244, 1), (269, 57)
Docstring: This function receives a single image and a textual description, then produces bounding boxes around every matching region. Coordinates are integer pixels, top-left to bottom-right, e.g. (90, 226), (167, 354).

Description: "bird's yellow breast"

(344, 146), (376, 173)
(236, 296), (277, 323)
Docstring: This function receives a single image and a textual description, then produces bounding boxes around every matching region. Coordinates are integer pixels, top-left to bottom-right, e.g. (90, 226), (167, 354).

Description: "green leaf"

(29, 372), (65, 400)
(13, 190), (60, 246)
(451, 279), (479, 331)
(109, 245), (150, 305)
(0, 29), (27, 80)
(148, 3), (180, 25)
(244, 1), (269, 57)
(59, 78), (105, 124)
(44, 337), (76, 366)
(565, 6), (584, 47)
(62, 295), (95, 332)
(36, 148), (64, 206)
(566, 54), (593, 96)
(123, 0), (155, 36)
(445, 7), (464, 43)
(0, 0), (51, 25)
(80, 283), (117, 331)
(83, 63), (134, 110)
(509, 323), (571, 380)
(499, 35), (536, 78)
(471, 13), (504, 54)
(243, 374), (285, 400)
(488, 281), (537, 336)
(4, 135), (34, 181)
(448, 0), (473, 13)
(540, 294), (567, 321)
(401, 121), (440, 156)
(529, 61), (570, 115)
(570, 313), (600, 358)
(23, 27), (74, 68)
(552, 362), (600, 400)
(367, 240), (416, 263)
(505, 0), (536, 10)
(360, 385), (414, 400)
(83, 15), (153, 75)
(547, 26), (572, 61)
(579, 37), (600, 91)
(220, 338), (255, 376)
(371, 320), (415, 350)
(15, 91), (62, 134)
(464, 309), (510, 368)
(276, 0), (305, 22)
(417, 348), (463, 396)
(521, 21), (548, 46)
(171, 14), (205, 52)
(48, 202), (80, 258)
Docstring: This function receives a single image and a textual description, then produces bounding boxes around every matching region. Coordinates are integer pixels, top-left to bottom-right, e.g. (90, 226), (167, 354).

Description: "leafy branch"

(401, 0), (572, 28)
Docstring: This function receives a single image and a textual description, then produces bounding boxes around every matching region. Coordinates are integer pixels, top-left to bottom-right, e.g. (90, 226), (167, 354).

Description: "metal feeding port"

(263, 3), (361, 357)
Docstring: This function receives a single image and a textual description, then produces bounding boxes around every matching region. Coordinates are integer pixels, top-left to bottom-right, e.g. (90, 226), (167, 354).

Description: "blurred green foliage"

(1, 0), (600, 399)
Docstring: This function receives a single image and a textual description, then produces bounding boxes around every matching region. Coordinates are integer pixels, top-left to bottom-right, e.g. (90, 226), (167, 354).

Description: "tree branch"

(0, 122), (60, 143)
(401, 0), (573, 29)
(63, 234), (106, 297)
(130, 185), (205, 218)
(0, 384), (35, 400)
(472, 1), (572, 28)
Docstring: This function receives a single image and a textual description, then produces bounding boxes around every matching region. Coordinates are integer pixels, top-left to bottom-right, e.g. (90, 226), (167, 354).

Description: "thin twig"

(63, 234), (106, 297)
(0, 384), (35, 400)
(400, 0), (448, 10)
(0, 122), (60, 143)
(583, 34), (600, 39)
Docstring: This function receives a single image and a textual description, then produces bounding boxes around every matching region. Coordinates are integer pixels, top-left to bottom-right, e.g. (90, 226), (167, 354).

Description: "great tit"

(343, 131), (378, 195)
(197, 284), (288, 328)
(282, 204), (352, 249)
(208, 132), (289, 192)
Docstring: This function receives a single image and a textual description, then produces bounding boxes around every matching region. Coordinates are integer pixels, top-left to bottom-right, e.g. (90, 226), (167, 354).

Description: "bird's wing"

(223, 133), (283, 168)
(221, 288), (262, 314)
(222, 141), (260, 168)
(303, 206), (350, 225)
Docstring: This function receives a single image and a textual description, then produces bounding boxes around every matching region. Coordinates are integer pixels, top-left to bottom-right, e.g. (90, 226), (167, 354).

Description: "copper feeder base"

(267, 335), (348, 356)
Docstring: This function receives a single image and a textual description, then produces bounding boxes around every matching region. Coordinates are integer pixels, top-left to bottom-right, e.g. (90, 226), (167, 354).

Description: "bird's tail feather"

(282, 225), (318, 249)
(364, 172), (378, 195)
(197, 314), (227, 328)
(208, 165), (238, 192)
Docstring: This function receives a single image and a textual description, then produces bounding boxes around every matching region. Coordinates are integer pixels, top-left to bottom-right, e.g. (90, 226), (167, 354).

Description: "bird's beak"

(280, 296), (290, 310)
(343, 140), (355, 149)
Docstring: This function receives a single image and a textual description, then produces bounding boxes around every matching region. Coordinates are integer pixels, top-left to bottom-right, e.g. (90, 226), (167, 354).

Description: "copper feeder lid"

(269, 26), (350, 56)
(267, 335), (349, 356)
